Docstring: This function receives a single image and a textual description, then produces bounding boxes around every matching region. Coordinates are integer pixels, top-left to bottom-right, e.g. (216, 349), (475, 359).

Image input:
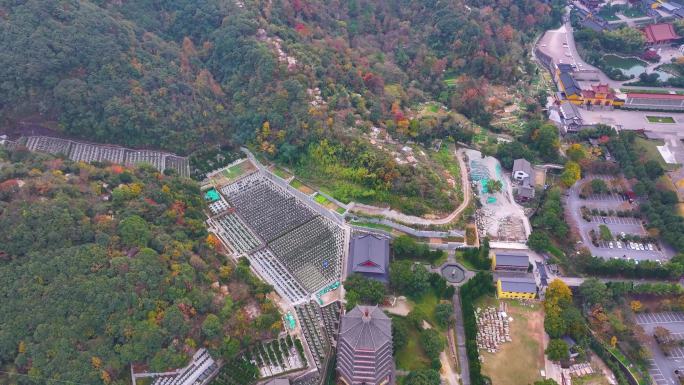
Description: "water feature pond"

(441, 263), (466, 283)
(603, 54), (672, 80)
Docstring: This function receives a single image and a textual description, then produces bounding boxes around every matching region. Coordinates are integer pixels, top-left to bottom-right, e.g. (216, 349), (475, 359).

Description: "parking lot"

(583, 193), (626, 202)
(636, 313), (684, 325)
(566, 176), (674, 261)
(636, 312), (684, 385)
(590, 216), (641, 225)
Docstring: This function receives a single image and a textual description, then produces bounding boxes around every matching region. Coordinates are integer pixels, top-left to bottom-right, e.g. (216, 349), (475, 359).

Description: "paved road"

(538, 21), (684, 93)
(452, 290), (470, 385)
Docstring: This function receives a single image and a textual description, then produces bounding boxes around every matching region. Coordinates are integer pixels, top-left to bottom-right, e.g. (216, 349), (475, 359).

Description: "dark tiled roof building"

(337, 306), (394, 385)
(349, 234), (389, 282)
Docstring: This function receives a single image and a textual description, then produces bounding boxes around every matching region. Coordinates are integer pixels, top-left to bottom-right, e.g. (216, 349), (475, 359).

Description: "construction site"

(465, 149), (531, 244)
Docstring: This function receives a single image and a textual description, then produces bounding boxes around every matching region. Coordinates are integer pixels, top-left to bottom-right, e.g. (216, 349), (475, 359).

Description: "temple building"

(337, 306), (394, 385)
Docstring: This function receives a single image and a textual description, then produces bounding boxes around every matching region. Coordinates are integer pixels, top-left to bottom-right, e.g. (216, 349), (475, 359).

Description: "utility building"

(491, 252), (530, 272)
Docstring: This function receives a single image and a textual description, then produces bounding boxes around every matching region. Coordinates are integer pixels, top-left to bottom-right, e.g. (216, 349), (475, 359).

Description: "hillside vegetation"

(0, 0), (562, 214)
(0, 148), (279, 385)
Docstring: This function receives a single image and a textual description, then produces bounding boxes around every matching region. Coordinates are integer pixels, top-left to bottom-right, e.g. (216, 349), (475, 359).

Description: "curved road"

(349, 148), (473, 226)
(538, 21), (684, 93)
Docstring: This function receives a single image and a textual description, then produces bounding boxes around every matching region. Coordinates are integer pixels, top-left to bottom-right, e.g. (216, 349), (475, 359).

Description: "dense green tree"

(118, 215), (151, 247)
(579, 278), (609, 307)
(420, 329), (445, 361)
(546, 339), (569, 362)
(405, 369), (441, 385)
(390, 260), (431, 298)
(590, 179), (608, 194)
(343, 274), (387, 307)
(392, 317), (410, 354)
(435, 303), (454, 327)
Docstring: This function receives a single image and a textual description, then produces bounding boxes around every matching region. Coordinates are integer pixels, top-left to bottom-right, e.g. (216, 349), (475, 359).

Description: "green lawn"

(314, 194), (331, 205)
(599, 224), (613, 241)
(221, 162), (249, 179)
(433, 144), (463, 201)
(633, 137), (676, 170)
(395, 291), (446, 371)
(598, 9), (619, 21)
(411, 291), (443, 331)
(646, 116), (675, 124)
(456, 250), (479, 271)
(478, 297), (545, 385)
(336, 206), (346, 214)
(272, 167), (292, 179)
(350, 221), (394, 232)
(444, 78), (457, 87)
(290, 179), (304, 188)
(395, 325), (431, 370)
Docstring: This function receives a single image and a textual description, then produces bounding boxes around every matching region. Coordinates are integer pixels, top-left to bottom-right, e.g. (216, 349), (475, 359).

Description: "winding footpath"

(349, 148), (472, 226)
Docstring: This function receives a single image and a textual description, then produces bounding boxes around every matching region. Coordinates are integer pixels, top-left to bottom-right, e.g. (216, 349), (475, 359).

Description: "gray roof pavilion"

(500, 276), (537, 294)
(349, 234), (389, 279)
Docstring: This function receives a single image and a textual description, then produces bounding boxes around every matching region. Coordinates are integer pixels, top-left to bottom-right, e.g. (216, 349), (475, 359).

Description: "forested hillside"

(0, 0), (562, 212)
(0, 148), (280, 385)
(0, 0), (562, 146)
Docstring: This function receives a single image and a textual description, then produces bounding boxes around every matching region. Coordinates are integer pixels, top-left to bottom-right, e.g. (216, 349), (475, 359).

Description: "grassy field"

(395, 323), (432, 371)
(597, 7), (619, 20)
(479, 297), (545, 385)
(395, 291), (448, 371)
(646, 116), (675, 124)
(290, 178), (315, 194)
(444, 77), (457, 87)
(633, 137), (676, 170)
(574, 373), (612, 385)
(272, 166), (292, 179)
(221, 161), (251, 179)
(349, 221), (394, 232)
(433, 144), (463, 202)
(314, 194), (331, 205)
(410, 291), (443, 330)
(455, 250), (479, 271)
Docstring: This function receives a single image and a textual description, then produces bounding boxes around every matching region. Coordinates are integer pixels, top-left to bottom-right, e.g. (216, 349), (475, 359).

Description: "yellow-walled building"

(496, 277), (537, 300)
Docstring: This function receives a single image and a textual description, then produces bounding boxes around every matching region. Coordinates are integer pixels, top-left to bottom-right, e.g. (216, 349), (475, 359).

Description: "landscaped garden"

(646, 116), (675, 124)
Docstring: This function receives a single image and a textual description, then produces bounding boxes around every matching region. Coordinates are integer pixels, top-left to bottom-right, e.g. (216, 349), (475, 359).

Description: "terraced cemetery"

(23, 135), (189, 176)
(206, 171), (345, 304)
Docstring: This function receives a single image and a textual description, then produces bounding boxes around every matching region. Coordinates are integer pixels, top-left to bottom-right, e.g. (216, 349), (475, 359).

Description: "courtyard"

(477, 297), (546, 385)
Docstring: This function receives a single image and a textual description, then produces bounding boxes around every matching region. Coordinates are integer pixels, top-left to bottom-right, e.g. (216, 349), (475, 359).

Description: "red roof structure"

(643, 23), (679, 45)
(581, 84), (615, 99)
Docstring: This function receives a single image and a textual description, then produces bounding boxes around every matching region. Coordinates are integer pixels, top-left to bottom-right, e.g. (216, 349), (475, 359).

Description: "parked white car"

(647, 244), (654, 251)
(617, 242), (622, 249)
(639, 244), (645, 251)
(609, 242), (614, 249)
